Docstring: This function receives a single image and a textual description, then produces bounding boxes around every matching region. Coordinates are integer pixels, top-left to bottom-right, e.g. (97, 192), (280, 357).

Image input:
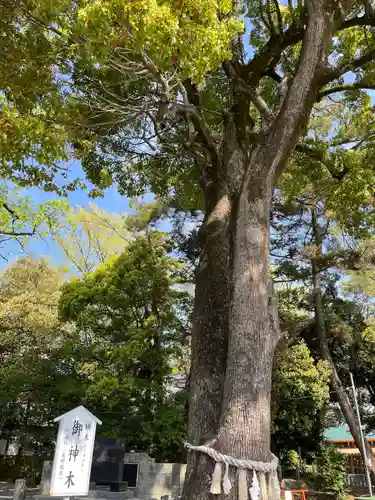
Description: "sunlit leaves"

(0, 258), (75, 438)
(272, 342), (330, 454)
(50, 203), (132, 275)
(0, 183), (69, 260)
(75, 0), (242, 83)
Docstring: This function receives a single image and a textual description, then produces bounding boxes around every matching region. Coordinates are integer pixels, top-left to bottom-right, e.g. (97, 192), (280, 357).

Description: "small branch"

(139, 51), (170, 95)
(22, 10), (67, 40)
(2, 202), (19, 220)
(352, 133), (375, 149)
(330, 136), (362, 147)
(295, 144), (325, 161)
(0, 0), (77, 45)
(265, 0), (277, 34)
(179, 82), (195, 142)
(174, 103), (217, 155)
(0, 202), (37, 237)
(0, 230), (35, 237)
(295, 144), (352, 180)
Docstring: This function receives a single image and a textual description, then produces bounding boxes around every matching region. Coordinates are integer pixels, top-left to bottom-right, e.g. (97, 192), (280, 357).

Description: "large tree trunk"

(183, 182), (232, 500)
(311, 210), (375, 478)
(215, 167), (276, 461)
(183, 149), (282, 500)
(183, 2), (338, 498)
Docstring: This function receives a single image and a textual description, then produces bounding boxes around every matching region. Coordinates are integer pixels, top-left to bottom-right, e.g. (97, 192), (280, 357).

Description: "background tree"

(271, 182), (375, 475)
(58, 232), (191, 461)
(0, 229), (192, 463)
(0, 258), (82, 455)
(272, 341), (330, 459)
(50, 203), (132, 275)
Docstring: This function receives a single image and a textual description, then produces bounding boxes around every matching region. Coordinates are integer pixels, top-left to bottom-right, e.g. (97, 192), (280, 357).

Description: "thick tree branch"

(244, 23), (303, 85)
(320, 49), (375, 86)
(271, 0), (283, 34)
(267, 0), (333, 179)
(340, 12), (375, 29)
(249, 90), (273, 118)
(318, 81), (375, 99)
(243, 9), (375, 89)
(223, 61), (272, 119)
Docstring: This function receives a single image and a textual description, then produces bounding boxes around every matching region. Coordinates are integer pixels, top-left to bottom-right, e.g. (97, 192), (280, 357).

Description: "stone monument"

(90, 437), (126, 492)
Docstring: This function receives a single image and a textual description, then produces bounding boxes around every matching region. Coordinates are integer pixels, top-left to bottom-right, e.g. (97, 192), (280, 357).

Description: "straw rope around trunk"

(185, 442), (281, 500)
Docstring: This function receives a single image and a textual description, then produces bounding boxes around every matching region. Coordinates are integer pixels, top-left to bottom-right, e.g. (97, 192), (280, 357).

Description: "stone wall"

(124, 452), (186, 499)
(39, 454), (186, 500)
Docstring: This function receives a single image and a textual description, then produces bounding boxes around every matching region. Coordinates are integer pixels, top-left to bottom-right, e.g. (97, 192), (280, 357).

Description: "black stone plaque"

(90, 437), (125, 485)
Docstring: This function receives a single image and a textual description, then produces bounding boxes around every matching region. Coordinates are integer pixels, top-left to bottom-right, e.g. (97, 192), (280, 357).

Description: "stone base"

(89, 489), (134, 499)
(94, 482), (128, 493)
(33, 494), (135, 500)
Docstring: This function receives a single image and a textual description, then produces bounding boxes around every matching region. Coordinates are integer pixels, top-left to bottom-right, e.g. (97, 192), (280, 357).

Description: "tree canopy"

(4, 0), (375, 204)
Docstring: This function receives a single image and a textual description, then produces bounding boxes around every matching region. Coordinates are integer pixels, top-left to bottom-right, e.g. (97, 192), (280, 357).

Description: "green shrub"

(313, 444), (347, 497)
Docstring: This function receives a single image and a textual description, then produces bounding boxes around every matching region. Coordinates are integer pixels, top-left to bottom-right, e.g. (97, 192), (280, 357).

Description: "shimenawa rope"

(185, 442), (280, 500)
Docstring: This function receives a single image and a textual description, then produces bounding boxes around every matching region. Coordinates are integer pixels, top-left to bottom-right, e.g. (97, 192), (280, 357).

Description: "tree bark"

(311, 209), (375, 478)
(183, 148), (282, 500)
(183, 182), (232, 500)
(216, 167), (276, 461)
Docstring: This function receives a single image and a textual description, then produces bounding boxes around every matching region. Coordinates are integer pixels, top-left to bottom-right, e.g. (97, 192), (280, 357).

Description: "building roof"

(324, 425), (375, 442)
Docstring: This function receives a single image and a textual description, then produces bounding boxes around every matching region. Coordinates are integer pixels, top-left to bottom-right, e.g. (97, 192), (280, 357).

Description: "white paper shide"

(50, 406), (102, 497)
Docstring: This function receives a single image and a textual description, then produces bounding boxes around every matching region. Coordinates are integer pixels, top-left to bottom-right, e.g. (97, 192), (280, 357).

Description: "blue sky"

(2, 159), (152, 269)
